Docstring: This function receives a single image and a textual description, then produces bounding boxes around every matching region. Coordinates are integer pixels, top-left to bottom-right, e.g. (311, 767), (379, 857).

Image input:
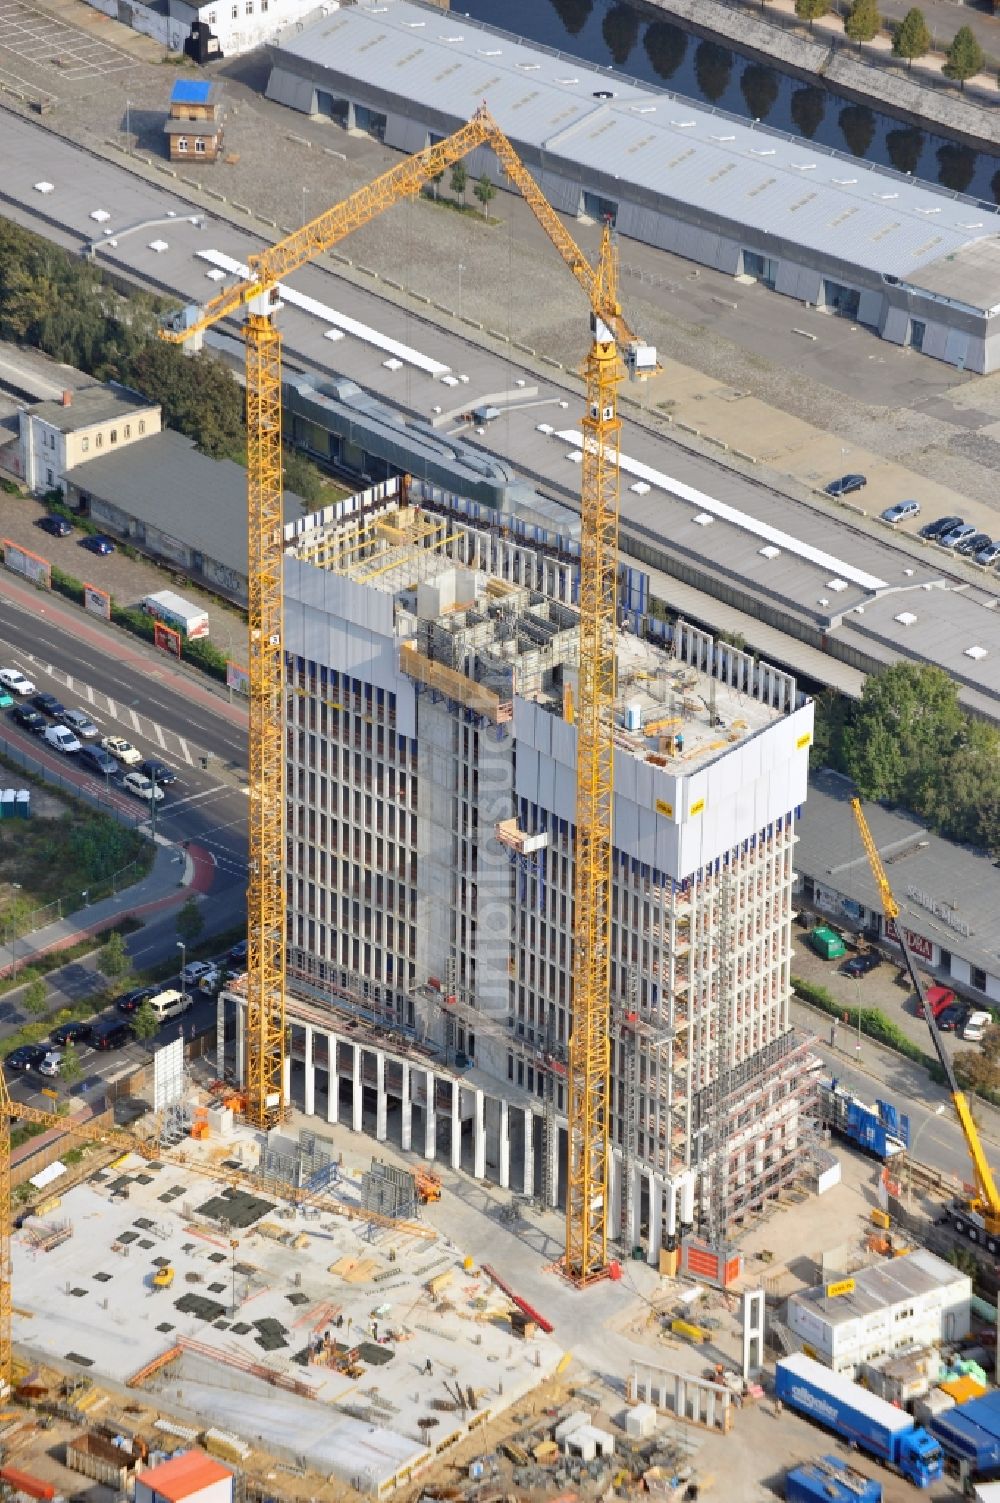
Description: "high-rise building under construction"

(231, 475), (816, 1259)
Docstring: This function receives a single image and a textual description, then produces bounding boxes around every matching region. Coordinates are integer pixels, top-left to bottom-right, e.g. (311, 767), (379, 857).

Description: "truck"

(140, 589), (210, 640)
(817, 1079), (910, 1161)
(786, 1456), (882, 1503)
(775, 1354), (943, 1489)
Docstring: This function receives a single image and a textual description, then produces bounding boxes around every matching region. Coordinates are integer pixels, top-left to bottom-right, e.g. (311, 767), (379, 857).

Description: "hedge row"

(792, 975), (945, 1082)
(48, 564), (229, 682)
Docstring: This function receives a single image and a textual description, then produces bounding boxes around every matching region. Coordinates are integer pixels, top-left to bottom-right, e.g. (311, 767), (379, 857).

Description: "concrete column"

(424, 1068), (437, 1160)
(450, 1082), (462, 1171)
(303, 1024), (315, 1117)
(625, 1162), (641, 1250)
(400, 1061), (412, 1152)
(498, 1100), (510, 1190)
(351, 1043), (363, 1133)
(282, 1049), (291, 1108)
(742, 1289), (766, 1379)
(473, 1088), (485, 1180)
(523, 1107), (535, 1198)
(608, 1147), (621, 1234)
(375, 1051), (387, 1142)
(326, 1035), (338, 1125)
(547, 1115), (560, 1208)
(648, 1172), (663, 1267)
(235, 1000), (246, 1087)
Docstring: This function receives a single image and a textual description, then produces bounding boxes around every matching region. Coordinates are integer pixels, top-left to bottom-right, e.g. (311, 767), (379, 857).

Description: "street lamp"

(149, 770), (159, 842)
(855, 980), (862, 1057)
(907, 1104), (945, 1211)
(458, 262), (465, 320)
(301, 185), (309, 227)
(177, 939), (186, 998)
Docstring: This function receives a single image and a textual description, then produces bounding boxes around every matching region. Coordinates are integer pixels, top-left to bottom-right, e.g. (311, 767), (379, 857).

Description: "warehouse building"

(787, 1249), (971, 1375)
(796, 768), (1000, 1007)
(266, 0), (1000, 373)
(220, 473), (819, 1256)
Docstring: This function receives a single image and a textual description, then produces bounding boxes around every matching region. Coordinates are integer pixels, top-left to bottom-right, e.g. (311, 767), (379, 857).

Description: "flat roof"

(790, 1248), (966, 1328)
(270, 0), (1000, 291)
(905, 238), (1000, 313)
(64, 429), (303, 578)
(31, 382), (156, 432)
(797, 768), (1000, 976)
(170, 80), (215, 105)
(138, 1450), (231, 1501)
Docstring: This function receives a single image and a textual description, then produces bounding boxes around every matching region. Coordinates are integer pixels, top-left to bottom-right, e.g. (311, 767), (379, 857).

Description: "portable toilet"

(15, 790), (29, 819)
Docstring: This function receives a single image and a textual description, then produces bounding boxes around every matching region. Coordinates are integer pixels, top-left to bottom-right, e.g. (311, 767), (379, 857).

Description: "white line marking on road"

(129, 708), (140, 732)
(84, 684), (95, 704)
(154, 723), (166, 749)
(107, 699), (117, 718)
(177, 737), (193, 766)
(165, 784), (230, 812)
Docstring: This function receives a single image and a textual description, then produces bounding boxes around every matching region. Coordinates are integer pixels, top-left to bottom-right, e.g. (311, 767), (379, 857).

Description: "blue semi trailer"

(786, 1455), (882, 1503)
(775, 1355), (943, 1489)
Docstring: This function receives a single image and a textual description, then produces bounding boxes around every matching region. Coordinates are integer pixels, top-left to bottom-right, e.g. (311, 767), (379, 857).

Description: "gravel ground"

(5, 0), (1000, 515)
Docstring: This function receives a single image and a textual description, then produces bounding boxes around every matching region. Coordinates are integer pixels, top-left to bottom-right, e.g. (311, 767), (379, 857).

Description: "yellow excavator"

(851, 796), (1000, 1251)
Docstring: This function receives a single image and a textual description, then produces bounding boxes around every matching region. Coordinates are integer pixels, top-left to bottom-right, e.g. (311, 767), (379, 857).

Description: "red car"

(926, 985), (957, 1019)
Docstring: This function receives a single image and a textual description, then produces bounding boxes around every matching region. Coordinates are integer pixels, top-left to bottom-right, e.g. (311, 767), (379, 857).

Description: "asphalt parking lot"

(0, 0), (136, 83)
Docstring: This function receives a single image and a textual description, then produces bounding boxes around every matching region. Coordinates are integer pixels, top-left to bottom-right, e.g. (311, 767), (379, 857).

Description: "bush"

(792, 975), (940, 1073)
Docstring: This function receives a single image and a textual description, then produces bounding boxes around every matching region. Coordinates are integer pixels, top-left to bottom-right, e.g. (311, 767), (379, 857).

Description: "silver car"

(58, 707), (99, 740)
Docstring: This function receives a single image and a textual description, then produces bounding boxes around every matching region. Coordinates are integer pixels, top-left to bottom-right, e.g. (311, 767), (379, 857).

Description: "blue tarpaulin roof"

(170, 80), (213, 104)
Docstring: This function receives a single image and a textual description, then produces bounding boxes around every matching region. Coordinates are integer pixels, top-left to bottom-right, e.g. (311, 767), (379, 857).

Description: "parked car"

(938, 523), (978, 550)
(116, 985), (156, 1016)
(139, 759), (177, 787)
(101, 736), (142, 766)
(879, 500), (920, 525)
(10, 705), (45, 734)
(81, 535), (115, 556)
(6, 1044), (47, 1072)
(181, 959), (217, 987)
(228, 939), (248, 965)
(50, 1020), (92, 1046)
(122, 771), (164, 802)
(825, 473), (867, 497)
(79, 744), (118, 778)
(955, 530), (992, 558)
(90, 1020), (132, 1051)
(0, 688), (12, 710)
(38, 1051), (62, 1078)
(926, 984), (957, 1018)
(37, 514), (72, 538)
(0, 669), (36, 696)
(32, 692), (67, 718)
(57, 708), (99, 740)
(975, 540), (1000, 567)
(148, 989), (193, 1022)
(43, 724), (81, 755)
(935, 1003), (967, 1033)
(919, 515), (963, 540)
(841, 950), (882, 979)
(962, 1010), (993, 1042)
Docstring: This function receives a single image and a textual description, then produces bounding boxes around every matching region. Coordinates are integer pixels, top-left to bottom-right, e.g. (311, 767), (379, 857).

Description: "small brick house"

(164, 79), (224, 163)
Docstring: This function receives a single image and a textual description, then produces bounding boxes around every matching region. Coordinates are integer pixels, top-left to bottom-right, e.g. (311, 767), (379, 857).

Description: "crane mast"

(161, 110), (655, 1271)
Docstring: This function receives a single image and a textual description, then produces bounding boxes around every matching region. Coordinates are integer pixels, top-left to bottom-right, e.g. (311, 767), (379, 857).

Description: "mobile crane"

(851, 796), (1000, 1252)
(161, 106), (658, 1285)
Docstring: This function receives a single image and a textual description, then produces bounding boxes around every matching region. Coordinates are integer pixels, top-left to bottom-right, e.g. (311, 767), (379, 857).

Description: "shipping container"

(140, 590), (210, 640)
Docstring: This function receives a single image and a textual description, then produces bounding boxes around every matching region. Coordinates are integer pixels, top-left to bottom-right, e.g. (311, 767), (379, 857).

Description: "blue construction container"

(786, 1456), (882, 1503)
(930, 1390), (1000, 1476)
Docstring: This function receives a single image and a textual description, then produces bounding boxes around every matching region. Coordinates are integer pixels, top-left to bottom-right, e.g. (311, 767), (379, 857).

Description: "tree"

(450, 162), (467, 206)
(643, 20), (688, 81)
(22, 977), (48, 1019)
(695, 41), (734, 104)
(132, 999), (159, 1049)
(886, 126), (925, 176)
(59, 1041), (82, 1087)
(943, 25), (984, 87)
(841, 663), (964, 810)
(98, 929), (131, 989)
(845, 0), (880, 44)
(549, 0), (593, 35)
(839, 103), (877, 158)
(176, 895), (205, 947)
(790, 85), (826, 139)
(740, 62), (780, 121)
(283, 450), (325, 510)
(795, 0), (830, 28)
(429, 168), (444, 201)
(473, 175), (496, 221)
(810, 688), (850, 773)
(892, 8), (930, 67)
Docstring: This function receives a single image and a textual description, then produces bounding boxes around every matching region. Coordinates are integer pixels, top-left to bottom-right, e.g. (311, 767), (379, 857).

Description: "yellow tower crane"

(851, 796), (1000, 1246)
(161, 107), (656, 1279)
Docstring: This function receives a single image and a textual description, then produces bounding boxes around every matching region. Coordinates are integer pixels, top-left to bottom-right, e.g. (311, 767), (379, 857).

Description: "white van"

(962, 1010), (992, 1043)
(148, 989), (192, 1022)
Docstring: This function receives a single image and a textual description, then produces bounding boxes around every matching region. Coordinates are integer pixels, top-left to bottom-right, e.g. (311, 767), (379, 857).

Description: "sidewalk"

(0, 839), (215, 980)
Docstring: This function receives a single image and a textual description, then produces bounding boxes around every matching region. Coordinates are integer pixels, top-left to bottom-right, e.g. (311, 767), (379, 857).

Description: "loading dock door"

(823, 280), (861, 319)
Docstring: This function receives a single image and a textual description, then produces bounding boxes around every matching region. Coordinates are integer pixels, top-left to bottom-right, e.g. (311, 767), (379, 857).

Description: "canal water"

(463, 0), (1000, 201)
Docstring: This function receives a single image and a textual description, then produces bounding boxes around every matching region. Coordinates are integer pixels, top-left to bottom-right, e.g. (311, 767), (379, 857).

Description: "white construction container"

(626, 1402), (657, 1439)
(140, 589), (210, 639)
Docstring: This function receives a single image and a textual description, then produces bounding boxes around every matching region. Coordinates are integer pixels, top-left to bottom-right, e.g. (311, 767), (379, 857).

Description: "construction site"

(6, 86), (1000, 1503)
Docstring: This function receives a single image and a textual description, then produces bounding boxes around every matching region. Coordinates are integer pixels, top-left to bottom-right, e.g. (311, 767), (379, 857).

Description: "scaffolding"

(617, 970), (640, 1247)
(400, 642), (513, 725)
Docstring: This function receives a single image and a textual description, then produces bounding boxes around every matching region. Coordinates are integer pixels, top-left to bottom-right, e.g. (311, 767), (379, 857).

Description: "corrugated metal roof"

(138, 1449), (231, 1501)
(790, 1248), (967, 1329)
(270, 0), (1000, 286)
